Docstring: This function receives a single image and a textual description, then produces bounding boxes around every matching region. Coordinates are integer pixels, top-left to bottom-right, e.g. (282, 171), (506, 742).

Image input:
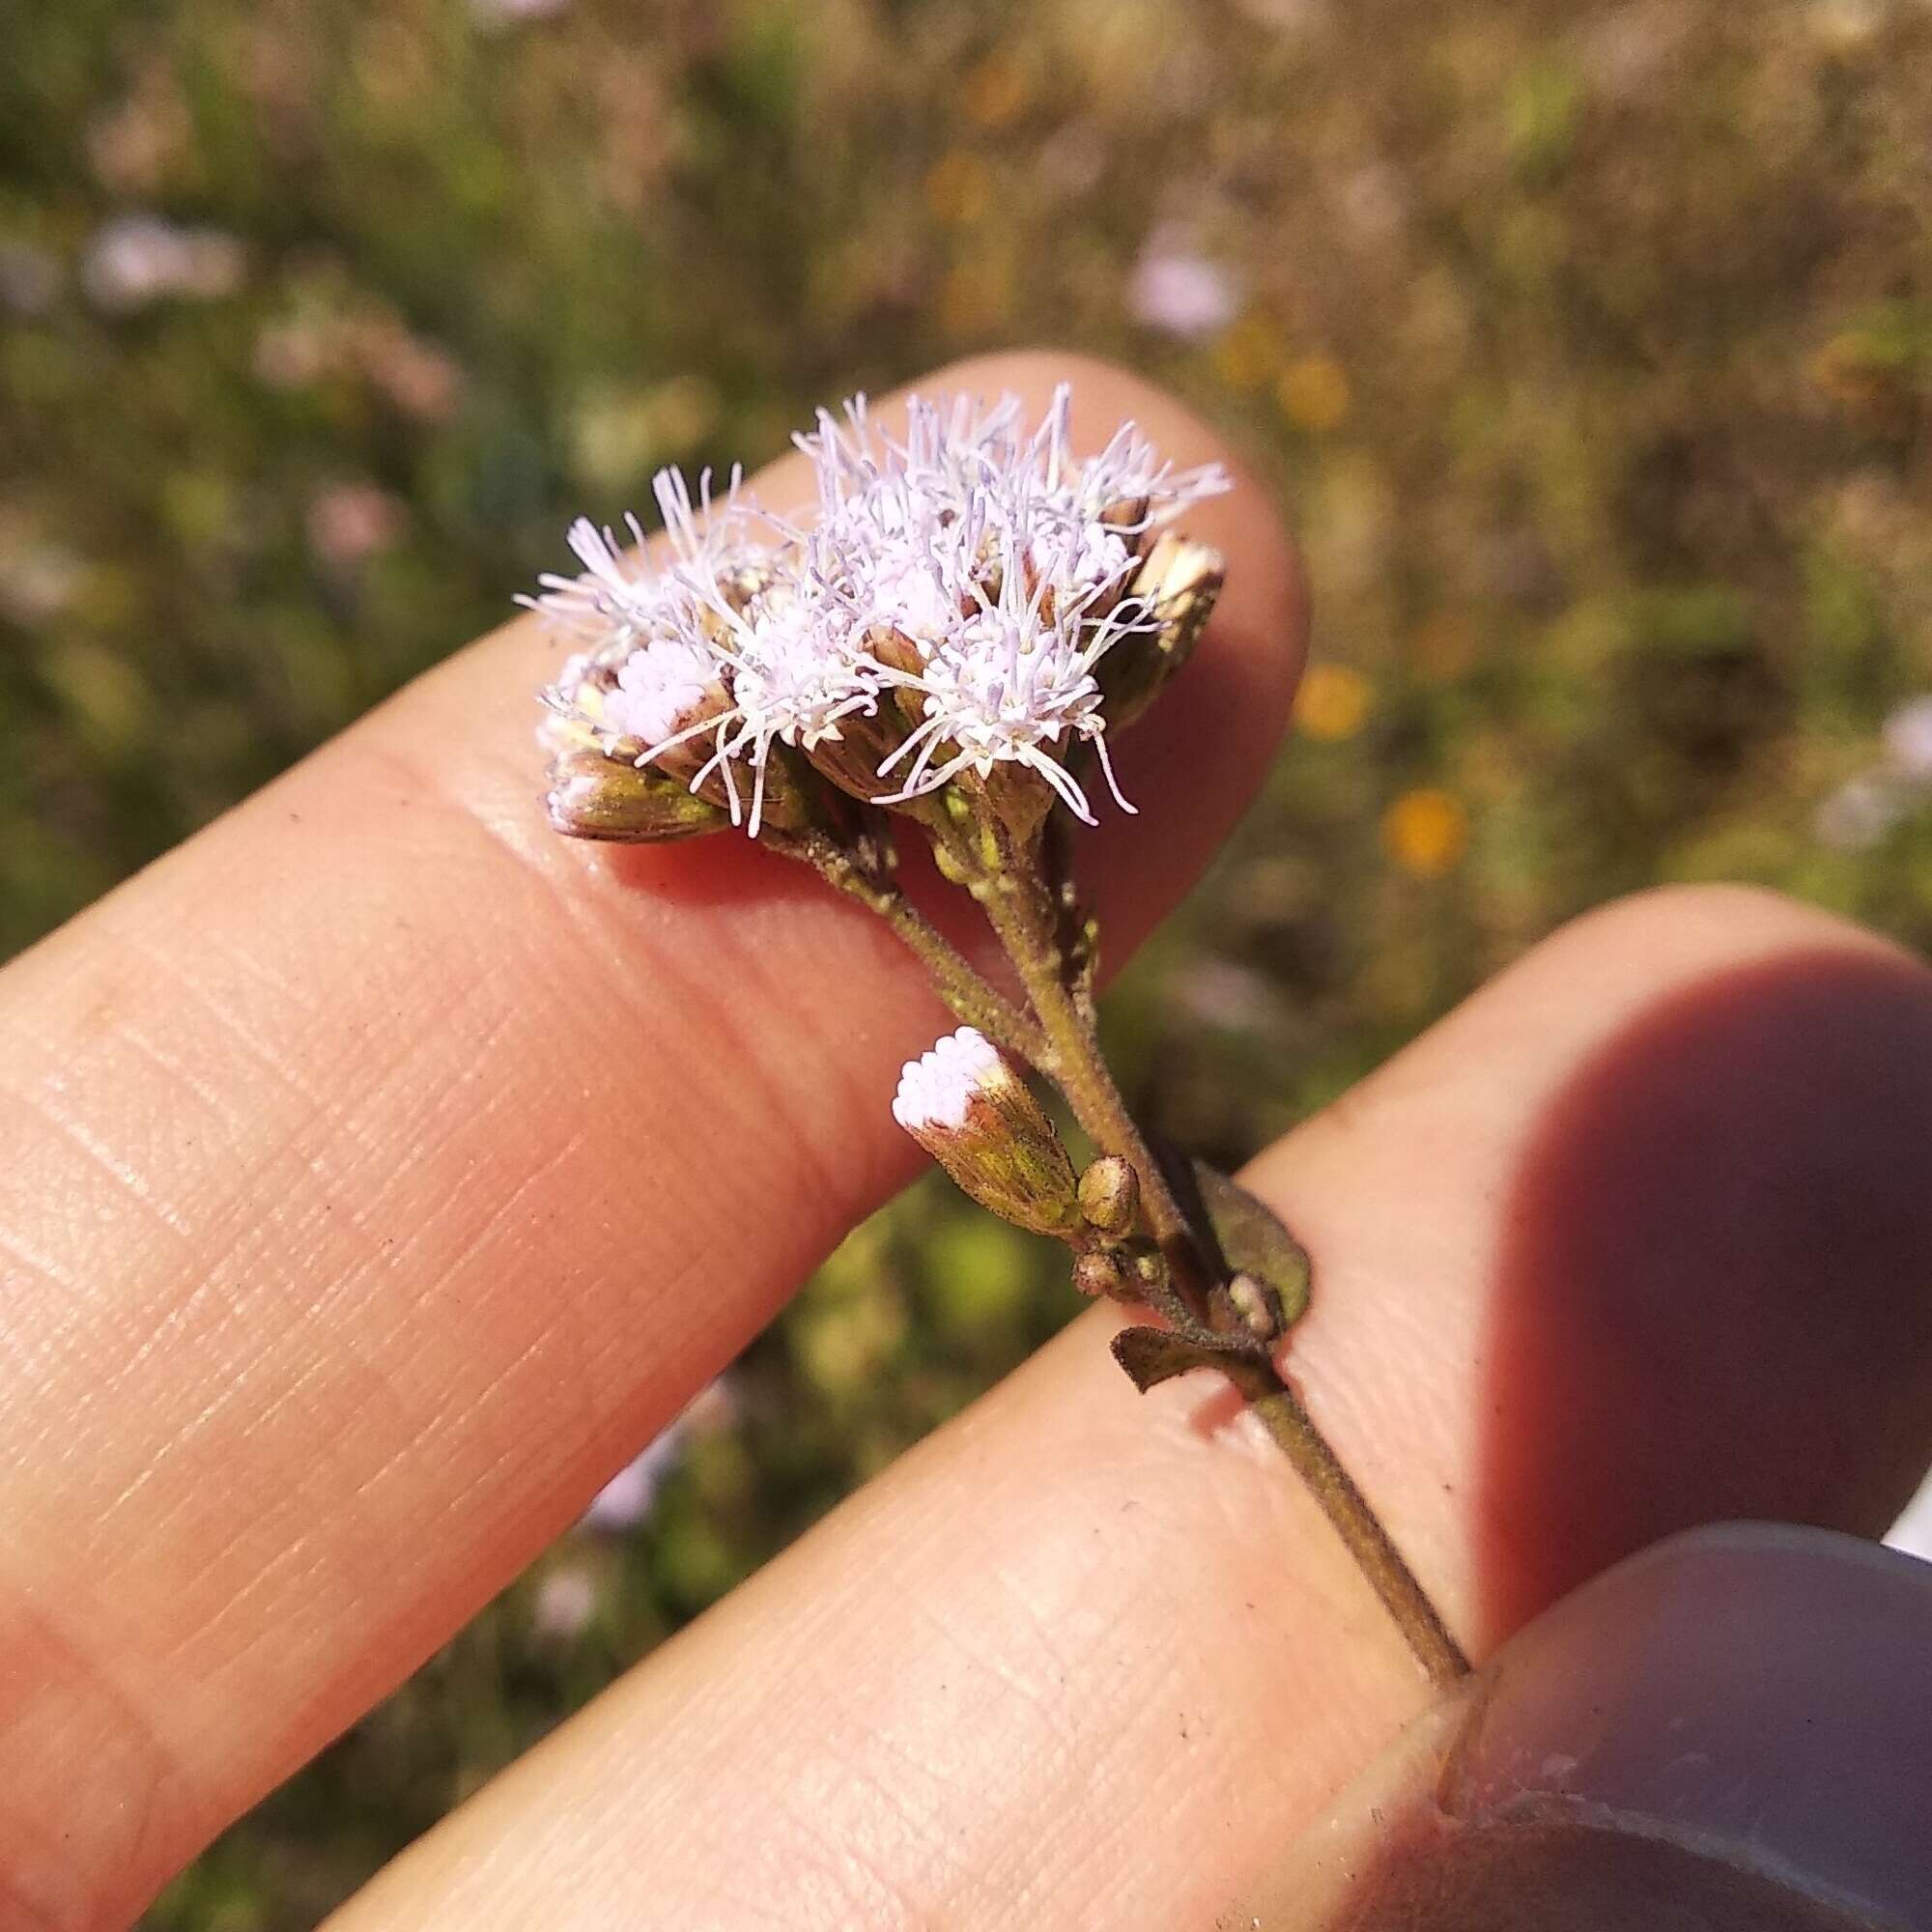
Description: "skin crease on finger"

(327, 884), (1932, 1932)
(0, 353), (1302, 1928)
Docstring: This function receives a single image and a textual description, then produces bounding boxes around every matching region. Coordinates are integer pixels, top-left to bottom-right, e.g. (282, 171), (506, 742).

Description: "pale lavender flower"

(1230, 0), (1330, 28)
(676, 554), (888, 835)
(532, 1564), (599, 1639)
(527, 383), (1228, 836)
(528, 471), (749, 775)
(893, 1027), (1080, 1236)
(524, 469), (749, 648)
(602, 633), (721, 747)
(866, 543), (959, 642)
(580, 1437), (680, 1533)
(0, 538), (84, 626)
(801, 384), (1224, 819)
(472, 0), (572, 23)
(1881, 696), (1932, 782)
(1815, 772), (1907, 853)
(306, 482), (406, 567)
(873, 520), (1141, 823)
(578, 1380), (736, 1536)
(1128, 233), (1238, 340)
(81, 214), (243, 313)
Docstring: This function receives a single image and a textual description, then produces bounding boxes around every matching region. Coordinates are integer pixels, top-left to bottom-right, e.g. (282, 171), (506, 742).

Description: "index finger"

(0, 351), (1303, 1925)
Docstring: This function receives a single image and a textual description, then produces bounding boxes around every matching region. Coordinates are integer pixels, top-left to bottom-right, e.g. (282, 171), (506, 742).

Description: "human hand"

(3, 355), (1929, 1930)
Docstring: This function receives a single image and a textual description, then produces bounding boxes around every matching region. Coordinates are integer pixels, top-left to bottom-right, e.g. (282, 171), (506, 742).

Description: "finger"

(0, 352), (1303, 1927)
(325, 887), (1932, 1931)
(1241, 1524), (1932, 1928)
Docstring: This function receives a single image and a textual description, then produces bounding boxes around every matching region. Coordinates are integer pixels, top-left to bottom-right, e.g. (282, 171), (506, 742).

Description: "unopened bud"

(545, 749), (728, 843)
(1077, 1155), (1140, 1237)
(893, 1028), (1080, 1237)
(1100, 534), (1227, 728)
(1225, 1270), (1287, 1343)
(1072, 1248), (1132, 1300)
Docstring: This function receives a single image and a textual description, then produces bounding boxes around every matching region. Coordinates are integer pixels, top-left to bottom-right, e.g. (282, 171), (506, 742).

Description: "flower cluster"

(530, 384), (1228, 841)
(526, 386), (1465, 1683)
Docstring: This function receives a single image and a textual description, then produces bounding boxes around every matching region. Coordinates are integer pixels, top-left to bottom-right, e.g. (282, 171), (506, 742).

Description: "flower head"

(872, 531), (1135, 823)
(527, 383), (1229, 839)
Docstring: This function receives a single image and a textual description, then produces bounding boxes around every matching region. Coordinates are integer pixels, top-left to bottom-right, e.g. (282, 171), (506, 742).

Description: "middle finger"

(327, 883), (1932, 1930)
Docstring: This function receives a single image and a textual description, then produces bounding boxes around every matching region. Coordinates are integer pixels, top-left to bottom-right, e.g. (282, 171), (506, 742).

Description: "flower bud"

(1224, 1269), (1288, 1343)
(893, 1028), (1081, 1237)
(1099, 534), (1226, 729)
(545, 748), (728, 842)
(1077, 1155), (1140, 1237)
(1072, 1248), (1133, 1300)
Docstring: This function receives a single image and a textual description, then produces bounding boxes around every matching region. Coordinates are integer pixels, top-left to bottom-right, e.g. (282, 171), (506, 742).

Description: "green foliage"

(6, 0), (1932, 1919)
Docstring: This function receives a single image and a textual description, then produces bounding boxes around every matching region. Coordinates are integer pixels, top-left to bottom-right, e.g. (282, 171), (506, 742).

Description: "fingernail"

(1236, 1523), (1932, 1929)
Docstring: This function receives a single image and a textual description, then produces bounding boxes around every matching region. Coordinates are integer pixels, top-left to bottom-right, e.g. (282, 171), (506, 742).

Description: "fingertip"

(1450, 1525), (1932, 1923)
(1238, 1524), (1932, 1928)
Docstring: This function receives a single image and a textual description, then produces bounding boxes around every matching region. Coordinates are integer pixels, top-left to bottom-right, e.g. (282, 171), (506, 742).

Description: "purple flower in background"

(578, 1379), (736, 1535)
(306, 483), (407, 568)
(580, 1432), (685, 1534)
(1814, 773), (1906, 853)
(471, 0), (571, 24)
(81, 214), (243, 313)
(1881, 696), (1932, 782)
(1127, 232), (1239, 339)
(532, 1564), (599, 1640)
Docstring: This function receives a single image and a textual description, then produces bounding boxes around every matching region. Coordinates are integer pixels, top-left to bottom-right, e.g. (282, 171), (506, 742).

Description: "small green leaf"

(1195, 1161), (1312, 1326)
(1153, 1142), (1314, 1332)
(1110, 1325), (1219, 1393)
(1110, 1322), (1278, 1397)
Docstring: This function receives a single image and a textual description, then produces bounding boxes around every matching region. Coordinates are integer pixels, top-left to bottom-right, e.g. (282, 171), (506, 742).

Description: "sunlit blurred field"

(5, 0), (1932, 1919)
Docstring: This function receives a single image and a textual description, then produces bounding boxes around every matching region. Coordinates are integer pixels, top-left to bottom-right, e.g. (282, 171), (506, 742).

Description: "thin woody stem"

(970, 817), (1469, 1689)
(785, 832), (1048, 1064)
(1240, 1375), (1470, 1687)
(971, 840), (1211, 1310)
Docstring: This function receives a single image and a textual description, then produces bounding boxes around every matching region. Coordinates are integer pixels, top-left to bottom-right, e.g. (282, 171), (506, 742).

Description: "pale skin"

(3, 354), (1931, 1930)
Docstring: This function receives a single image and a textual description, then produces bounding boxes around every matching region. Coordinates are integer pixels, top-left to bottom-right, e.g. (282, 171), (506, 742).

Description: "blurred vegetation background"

(4, 0), (1932, 1919)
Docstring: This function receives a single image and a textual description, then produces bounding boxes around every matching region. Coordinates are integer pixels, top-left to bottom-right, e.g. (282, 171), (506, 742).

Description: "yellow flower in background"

(1295, 663), (1374, 741)
(1276, 354), (1351, 433)
(1383, 787), (1469, 877)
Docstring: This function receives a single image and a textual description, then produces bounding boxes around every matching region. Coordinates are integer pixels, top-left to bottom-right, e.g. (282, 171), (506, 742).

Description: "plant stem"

(1242, 1375), (1470, 1687)
(973, 828), (1469, 1690)
(973, 856), (1208, 1305)
(788, 832), (1047, 1063)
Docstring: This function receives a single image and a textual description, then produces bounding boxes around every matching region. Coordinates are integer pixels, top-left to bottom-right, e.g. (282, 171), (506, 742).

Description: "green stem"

(971, 817), (1469, 1690)
(788, 832), (1048, 1064)
(1242, 1376), (1469, 1688)
(972, 852), (1209, 1312)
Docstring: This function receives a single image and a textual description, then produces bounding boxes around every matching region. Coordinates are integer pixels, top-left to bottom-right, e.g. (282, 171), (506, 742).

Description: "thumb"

(1241, 1523), (1932, 1929)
